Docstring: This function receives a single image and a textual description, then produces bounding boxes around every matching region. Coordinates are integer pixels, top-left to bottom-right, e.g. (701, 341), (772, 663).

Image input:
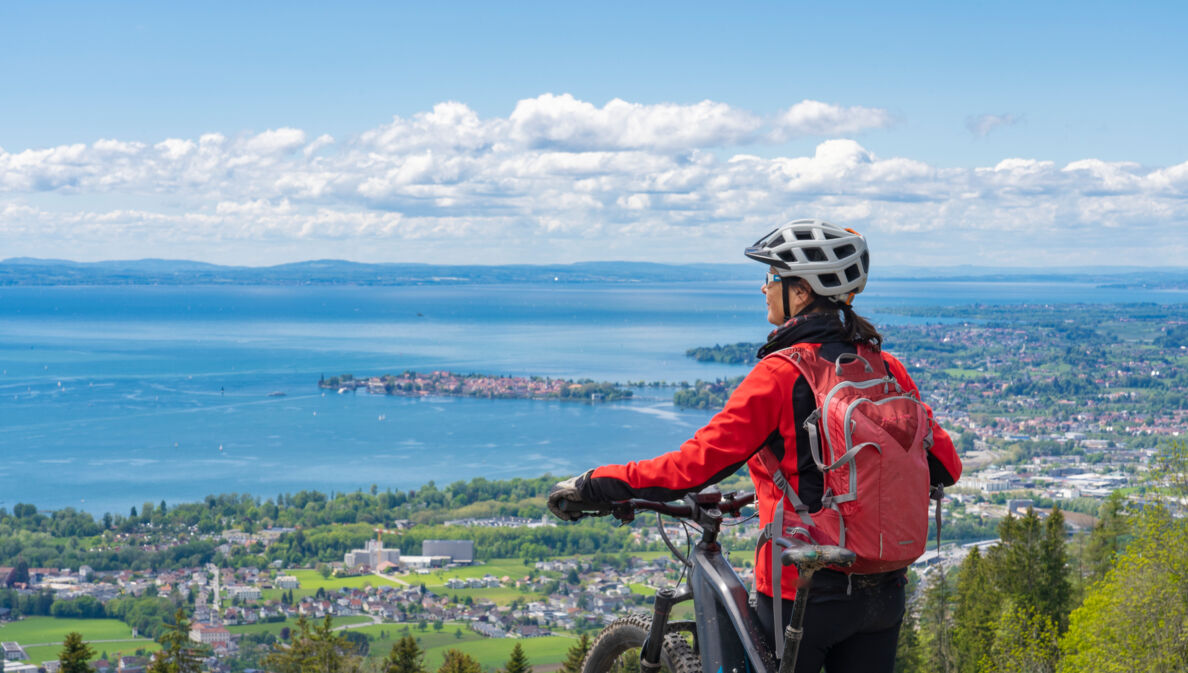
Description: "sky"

(1, 1), (1186, 267)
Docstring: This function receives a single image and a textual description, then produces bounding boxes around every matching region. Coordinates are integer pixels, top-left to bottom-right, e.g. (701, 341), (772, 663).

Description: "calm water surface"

(0, 280), (1181, 515)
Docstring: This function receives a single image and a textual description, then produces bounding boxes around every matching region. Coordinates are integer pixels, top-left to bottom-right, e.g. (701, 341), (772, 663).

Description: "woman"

(548, 219), (961, 673)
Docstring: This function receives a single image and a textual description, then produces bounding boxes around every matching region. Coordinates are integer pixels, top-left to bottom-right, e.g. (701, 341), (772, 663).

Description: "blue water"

(1, 280), (1182, 516)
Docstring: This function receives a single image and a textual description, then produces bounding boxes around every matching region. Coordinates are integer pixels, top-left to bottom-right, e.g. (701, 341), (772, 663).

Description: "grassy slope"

(0, 617), (158, 664)
(421, 635), (576, 671)
(225, 615), (372, 637)
(271, 560), (545, 606)
(0, 617), (141, 644)
(22, 642), (161, 666)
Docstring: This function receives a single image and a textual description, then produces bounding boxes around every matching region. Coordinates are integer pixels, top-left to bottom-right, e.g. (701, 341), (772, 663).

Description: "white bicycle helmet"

(745, 218), (869, 303)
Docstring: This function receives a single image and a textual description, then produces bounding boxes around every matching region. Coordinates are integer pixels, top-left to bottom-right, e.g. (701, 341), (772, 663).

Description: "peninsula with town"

(319, 371), (632, 402)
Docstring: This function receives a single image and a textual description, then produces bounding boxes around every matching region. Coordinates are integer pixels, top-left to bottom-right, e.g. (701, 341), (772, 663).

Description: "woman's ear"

(795, 279), (813, 300)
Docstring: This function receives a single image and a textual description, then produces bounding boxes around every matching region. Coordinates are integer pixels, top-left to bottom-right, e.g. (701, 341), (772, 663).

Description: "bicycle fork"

(641, 586), (693, 673)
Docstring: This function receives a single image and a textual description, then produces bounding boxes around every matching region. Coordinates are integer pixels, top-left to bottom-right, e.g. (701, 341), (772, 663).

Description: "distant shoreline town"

(319, 371), (633, 402)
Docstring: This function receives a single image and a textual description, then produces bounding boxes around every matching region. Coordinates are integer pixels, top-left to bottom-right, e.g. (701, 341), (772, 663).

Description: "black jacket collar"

(757, 312), (848, 358)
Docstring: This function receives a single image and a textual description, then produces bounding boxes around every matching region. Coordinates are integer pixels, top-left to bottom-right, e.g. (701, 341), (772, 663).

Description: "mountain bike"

(559, 486), (855, 673)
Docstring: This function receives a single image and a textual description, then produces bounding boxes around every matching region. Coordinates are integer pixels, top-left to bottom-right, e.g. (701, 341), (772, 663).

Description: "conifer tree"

(502, 642), (531, 673)
(1059, 506), (1188, 673)
(59, 632), (96, 673)
(437, 649), (482, 673)
(383, 635), (427, 673)
(265, 614), (360, 673)
(560, 634), (591, 673)
(147, 609), (202, 673)
(980, 601), (1059, 673)
(893, 611), (923, 673)
(1082, 492), (1130, 584)
(988, 508), (1071, 628)
(1038, 508), (1072, 626)
(916, 569), (956, 673)
(953, 547), (1000, 673)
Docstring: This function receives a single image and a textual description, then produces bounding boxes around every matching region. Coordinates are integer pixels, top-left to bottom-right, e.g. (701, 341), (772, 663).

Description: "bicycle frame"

(640, 503), (777, 673)
(687, 540), (777, 673)
(569, 488), (852, 673)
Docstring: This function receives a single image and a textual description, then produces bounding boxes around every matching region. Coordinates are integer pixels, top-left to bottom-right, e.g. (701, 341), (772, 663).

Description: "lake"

(0, 279), (1181, 515)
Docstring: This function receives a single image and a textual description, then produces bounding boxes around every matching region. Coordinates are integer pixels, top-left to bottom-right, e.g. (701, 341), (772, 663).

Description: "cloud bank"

(1, 94), (1184, 265)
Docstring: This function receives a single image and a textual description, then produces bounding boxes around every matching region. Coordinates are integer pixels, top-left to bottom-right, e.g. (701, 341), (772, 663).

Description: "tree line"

(896, 440), (1188, 672)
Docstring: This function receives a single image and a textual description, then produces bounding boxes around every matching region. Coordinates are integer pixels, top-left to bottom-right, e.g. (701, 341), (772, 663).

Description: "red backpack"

(757, 343), (934, 578)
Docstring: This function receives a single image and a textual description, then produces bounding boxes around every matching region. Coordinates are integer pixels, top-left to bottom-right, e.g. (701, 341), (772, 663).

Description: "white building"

(227, 585), (261, 601)
(2, 643), (27, 662)
(344, 539), (400, 569)
(189, 623), (231, 647)
(275, 575), (300, 589)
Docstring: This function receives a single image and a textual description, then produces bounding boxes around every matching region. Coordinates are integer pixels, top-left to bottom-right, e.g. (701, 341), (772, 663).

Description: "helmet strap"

(781, 280), (792, 323)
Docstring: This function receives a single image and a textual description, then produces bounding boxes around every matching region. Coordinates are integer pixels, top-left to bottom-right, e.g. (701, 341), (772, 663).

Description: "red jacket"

(581, 346), (962, 598)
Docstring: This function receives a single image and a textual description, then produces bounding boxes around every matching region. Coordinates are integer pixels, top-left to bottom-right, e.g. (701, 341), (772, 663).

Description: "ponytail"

(791, 279), (883, 351)
(838, 302), (883, 351)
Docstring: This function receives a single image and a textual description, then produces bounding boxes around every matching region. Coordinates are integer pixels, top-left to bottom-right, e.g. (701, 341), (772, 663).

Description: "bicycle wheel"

(583, 615), (701, 673)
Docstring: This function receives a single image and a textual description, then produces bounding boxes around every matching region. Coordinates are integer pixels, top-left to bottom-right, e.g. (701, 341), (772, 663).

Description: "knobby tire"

(582, 615), (701, 673)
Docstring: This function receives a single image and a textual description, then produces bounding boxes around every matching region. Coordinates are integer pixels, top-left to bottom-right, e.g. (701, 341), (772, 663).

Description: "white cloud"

(244, 127), (307, 154)
(1, 94), (1185, 266)
(773, 100), (893, 139)
(508, 93), (762, 151)
(966, 113), (1022, 137)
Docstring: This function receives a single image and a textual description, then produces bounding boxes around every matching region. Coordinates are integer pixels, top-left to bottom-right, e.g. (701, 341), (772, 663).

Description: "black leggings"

(755, 570), (906, 673)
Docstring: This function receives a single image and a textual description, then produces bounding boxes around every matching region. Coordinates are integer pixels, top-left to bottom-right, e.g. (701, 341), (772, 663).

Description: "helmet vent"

(835, 244), (856, 258)
(823, 231), (840, 240)
(803, 247), (826, 262)
(860, 251), (870, 272)
(795, 230), (814, 241)
(844, 264), (861, 282)
(777, 250), (798, 263)
(819, 273), (841, 287)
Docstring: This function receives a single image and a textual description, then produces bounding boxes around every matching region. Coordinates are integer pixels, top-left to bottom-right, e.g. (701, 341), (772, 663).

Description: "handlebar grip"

(777, 539), (856, 568)
(558, 500), (611, 516)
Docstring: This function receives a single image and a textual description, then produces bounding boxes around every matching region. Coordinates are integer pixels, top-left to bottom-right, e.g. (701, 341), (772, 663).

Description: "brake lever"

(610, 502), (636, 524)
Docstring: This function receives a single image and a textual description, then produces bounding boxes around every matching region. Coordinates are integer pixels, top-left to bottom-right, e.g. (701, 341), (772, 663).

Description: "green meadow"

(420, 635), (575, 671)
(0, 617), (144, 645)
(226, 615), (373, 637)
(0, 617), (158, 663)
(20, 642), (161, 666)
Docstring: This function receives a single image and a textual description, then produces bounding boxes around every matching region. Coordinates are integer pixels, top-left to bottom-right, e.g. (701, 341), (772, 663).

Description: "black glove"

(548, 469), (596, 521)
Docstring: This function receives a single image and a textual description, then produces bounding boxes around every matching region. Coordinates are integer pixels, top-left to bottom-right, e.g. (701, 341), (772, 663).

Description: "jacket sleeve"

(578, 357), (793, 503)
(882, 352), (963, 487)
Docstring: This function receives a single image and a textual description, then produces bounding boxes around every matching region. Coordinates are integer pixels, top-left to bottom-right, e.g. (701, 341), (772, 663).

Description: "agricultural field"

(263, 568), (410, 601)
(0, 617), (144, 645)
(21, 642), (161, 666)
(352, 621), (482, 657)
(431, 587), (543, 606)
(226, 615), (373, 637)
(0, 617), (158, 664)
(420, 634), (576, 671)
(417, 559), (536, 584)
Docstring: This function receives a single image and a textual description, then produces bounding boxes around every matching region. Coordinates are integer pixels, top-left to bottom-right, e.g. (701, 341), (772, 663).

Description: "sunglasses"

(765, 271), (786, 285)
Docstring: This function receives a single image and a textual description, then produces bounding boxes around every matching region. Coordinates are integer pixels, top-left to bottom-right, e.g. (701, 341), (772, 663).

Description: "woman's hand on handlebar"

(547, 470), (604, 521)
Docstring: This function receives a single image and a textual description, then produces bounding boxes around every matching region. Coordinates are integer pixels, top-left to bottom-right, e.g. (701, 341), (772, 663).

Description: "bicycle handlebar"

(622, 490), (755, 519)
(557, 490), (757, 521)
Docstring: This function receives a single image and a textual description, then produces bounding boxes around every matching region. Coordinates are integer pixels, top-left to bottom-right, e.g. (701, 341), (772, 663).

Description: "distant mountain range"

(1, 257), (1186, 287)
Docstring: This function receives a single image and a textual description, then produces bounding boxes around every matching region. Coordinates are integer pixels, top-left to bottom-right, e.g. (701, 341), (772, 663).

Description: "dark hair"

(789, 277), (883, 350)
(837, 301), (883, 351)
(801, 291), (882, 351)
